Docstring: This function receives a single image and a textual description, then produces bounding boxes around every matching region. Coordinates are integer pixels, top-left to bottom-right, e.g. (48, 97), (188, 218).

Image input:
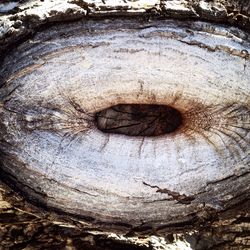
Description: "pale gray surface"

(0, 19), (249, 228)
(0, 1), (249, 249)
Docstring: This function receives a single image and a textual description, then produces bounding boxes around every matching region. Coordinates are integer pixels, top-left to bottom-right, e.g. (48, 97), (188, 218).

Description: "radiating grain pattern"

(0, 1), (249, 249)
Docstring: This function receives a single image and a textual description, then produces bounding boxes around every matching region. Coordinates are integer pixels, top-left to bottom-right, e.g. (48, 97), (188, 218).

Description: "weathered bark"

(0, 1), (249, 249)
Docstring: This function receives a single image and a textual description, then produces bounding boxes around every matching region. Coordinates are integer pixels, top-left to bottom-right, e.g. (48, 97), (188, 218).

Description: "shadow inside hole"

(95, 104), (183, 137)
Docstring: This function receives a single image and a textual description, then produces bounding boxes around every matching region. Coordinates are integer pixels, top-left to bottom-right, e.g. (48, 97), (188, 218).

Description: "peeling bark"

(0, 0), (250, 249)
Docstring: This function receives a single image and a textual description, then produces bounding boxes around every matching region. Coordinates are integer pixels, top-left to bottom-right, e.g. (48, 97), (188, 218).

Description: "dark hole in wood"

(95, 104), (183, 136)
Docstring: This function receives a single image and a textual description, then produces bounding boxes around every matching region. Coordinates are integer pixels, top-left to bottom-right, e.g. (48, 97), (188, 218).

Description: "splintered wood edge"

(0, 0), (250, 57)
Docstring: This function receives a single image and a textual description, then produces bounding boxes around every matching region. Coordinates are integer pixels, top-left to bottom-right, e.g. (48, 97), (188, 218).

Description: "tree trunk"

(0, 1), (249, 249)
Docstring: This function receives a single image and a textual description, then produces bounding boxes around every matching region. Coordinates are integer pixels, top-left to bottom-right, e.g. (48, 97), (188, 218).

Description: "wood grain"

(0, 1), (249, 249)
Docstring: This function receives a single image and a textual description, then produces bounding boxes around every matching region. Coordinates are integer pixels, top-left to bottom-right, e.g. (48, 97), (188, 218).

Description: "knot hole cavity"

(95, 104), (183, 137)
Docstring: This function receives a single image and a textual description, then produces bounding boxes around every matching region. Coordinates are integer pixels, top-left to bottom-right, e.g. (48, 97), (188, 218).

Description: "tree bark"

(0, 1), (249, 249)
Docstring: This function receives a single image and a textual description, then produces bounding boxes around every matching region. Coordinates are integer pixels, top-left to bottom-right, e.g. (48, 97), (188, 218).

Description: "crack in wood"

(142, 181), (195, 205)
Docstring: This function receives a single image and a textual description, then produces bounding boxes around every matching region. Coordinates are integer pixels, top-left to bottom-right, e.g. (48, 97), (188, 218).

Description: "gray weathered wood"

(0, 1), (249, 249)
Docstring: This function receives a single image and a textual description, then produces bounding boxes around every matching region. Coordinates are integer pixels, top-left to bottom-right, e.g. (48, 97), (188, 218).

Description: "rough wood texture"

(1, 0), (250, 56)
(0, 0), (250, 249)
